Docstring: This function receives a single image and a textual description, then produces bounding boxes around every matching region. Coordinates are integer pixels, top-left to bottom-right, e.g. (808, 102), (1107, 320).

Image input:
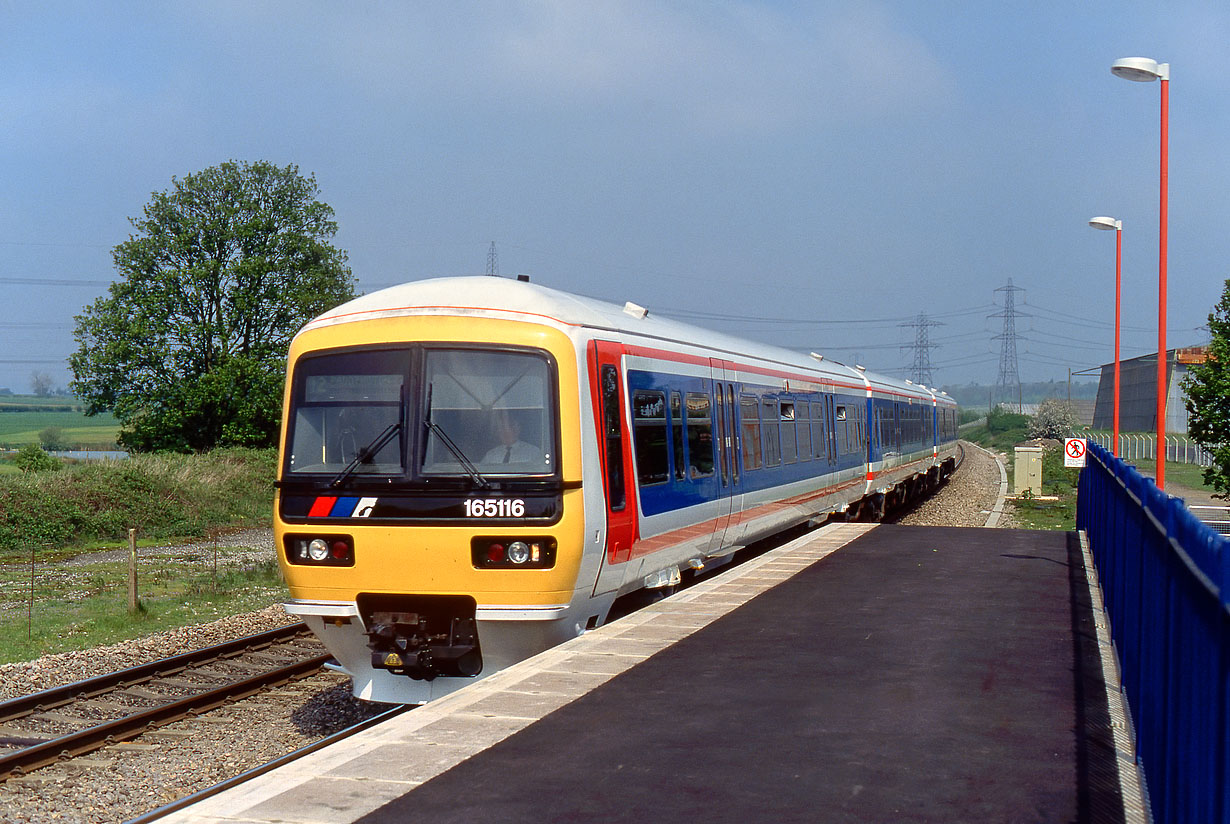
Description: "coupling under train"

(274, 276), (960, 704)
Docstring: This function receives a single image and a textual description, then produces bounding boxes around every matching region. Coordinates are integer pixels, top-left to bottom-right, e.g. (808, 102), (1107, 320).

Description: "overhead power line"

(990, 279), (1027, 409)
(899, 313), (944, 386)
(0, 277), (111, 286)
(486, 242), (499, 277)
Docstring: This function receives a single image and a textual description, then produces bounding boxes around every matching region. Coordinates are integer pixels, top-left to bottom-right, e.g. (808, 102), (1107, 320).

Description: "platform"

(158, 523), (1141, 823)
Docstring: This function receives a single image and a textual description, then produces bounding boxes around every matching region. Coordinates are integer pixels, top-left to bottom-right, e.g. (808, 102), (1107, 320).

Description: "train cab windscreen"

(284, 347), (557, 482)
(287, 349), (409, 477)
(421, 349), (556, 477)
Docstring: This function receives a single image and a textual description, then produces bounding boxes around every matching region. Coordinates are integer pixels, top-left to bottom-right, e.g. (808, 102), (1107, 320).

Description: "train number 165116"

(464, 498), (526, 518)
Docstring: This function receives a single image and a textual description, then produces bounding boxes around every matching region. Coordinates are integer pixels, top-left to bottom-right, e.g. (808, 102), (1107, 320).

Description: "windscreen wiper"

(423, 419), (489, 489)
(424, 383), (489, 488)
(329, 422), (402, 489)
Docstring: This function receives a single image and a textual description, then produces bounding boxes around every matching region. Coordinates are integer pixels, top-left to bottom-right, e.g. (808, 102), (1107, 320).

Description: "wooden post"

(128, 528), (138, 614)
(28, 544), (35, 642)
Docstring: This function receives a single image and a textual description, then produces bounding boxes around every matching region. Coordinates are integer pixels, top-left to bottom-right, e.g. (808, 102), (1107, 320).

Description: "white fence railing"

(1076, 432), (1215, 468)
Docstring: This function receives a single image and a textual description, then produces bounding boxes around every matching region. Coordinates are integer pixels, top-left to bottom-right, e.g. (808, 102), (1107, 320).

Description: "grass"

(1103, 456), (1216, 494)
(0, 551), (287, 664)
(0, 448), (276, 556)
(1010, 446), (1080, 530)
(964, 418), (1221, 530)
(0, 447), (284, 662)
(0, 403), (120, 449)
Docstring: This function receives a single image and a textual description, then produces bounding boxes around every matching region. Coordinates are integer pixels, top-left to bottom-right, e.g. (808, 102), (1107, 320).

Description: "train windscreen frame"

(284, 345), (560, 483)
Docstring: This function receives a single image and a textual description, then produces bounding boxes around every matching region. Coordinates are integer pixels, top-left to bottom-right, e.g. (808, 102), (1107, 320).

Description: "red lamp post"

(1112, 56), (1170, 490)
(1089, 216), (1122, 456)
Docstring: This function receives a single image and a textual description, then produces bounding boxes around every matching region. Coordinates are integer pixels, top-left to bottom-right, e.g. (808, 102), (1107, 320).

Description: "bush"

(39, 426), (67, 451)
(0, 448), (275, 553)
(987, 408), (1030, 442)
(1027, 399), (1078, 441)
(13, 444), (61, 473)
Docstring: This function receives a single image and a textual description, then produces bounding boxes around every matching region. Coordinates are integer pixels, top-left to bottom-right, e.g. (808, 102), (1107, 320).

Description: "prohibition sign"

(1064, 437), (1087, 468)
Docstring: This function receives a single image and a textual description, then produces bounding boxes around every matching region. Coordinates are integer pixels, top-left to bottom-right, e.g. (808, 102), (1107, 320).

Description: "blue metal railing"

(1076, 441), (1229, 823)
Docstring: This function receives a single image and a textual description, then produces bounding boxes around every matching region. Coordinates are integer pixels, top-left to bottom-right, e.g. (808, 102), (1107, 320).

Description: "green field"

(0, 396), (119, 449)
(0, 447), (280, 660)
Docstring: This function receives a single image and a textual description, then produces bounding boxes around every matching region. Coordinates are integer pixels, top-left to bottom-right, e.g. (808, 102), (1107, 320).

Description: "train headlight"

(307, 539), (330, 561)
(471, 536), (557, 569)
(506, 541), (531, 565)
(285, 534), (355, 566)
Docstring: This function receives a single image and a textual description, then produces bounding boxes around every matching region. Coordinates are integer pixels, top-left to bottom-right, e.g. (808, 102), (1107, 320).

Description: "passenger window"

(762, 398), (781, 467)
(780, 401), (797, 464)
(811, 401), (825, 460)
(835, 404), (848, 455)
(632, 390), (668, 486)
(685, 392), (715, 478)
(740, 394), (762, 470)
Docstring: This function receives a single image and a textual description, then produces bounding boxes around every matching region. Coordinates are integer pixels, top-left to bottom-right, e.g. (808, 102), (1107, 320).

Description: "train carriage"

(274, 276), (958, 704)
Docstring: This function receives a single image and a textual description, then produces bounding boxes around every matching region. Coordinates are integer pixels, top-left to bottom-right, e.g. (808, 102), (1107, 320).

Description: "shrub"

(13, 444), (61, 473)
(39, 426), (67, 451)
(0, 448), (274, 553)
(1027, 399), (1078, 441)
(986, 407), (1030, 442)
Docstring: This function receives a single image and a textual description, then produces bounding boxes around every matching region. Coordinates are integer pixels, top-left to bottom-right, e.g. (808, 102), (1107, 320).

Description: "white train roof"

(302, 276), (953, 404)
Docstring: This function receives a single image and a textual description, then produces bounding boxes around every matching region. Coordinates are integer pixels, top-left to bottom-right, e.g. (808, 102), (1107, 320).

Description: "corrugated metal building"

(1092, 346), (1207, 434)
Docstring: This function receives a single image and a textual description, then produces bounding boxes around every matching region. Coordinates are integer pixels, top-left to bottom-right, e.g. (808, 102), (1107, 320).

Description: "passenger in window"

(483, 409), (544, 466)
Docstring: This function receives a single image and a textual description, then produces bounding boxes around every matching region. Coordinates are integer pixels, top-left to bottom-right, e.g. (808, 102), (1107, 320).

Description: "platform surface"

(162, 523), (1133, 824)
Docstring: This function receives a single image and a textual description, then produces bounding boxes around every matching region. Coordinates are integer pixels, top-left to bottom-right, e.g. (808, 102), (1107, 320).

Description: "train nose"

(360, 594), (484, 682)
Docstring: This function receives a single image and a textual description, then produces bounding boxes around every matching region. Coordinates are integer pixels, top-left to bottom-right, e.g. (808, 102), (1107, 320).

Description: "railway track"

(0, 623), (331, 780)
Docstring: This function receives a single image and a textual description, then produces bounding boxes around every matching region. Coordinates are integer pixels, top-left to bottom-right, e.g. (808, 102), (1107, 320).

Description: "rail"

(1076, 441), (1228, 824)
(0, 623), (330, 780)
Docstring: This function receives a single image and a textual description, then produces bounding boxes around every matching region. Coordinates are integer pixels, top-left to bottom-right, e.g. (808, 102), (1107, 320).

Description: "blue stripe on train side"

(628, 367), (870, 518)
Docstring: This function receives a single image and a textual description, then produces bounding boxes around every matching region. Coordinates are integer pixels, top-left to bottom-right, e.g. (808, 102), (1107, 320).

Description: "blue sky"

(3, 2), (1228, 394)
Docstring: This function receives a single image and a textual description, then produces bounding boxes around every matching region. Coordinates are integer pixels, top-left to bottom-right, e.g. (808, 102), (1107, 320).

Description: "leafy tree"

(39, 426), (66, 451)
(1027, 399), (1078, 440)
(70, 160), (356, 452)
(1184, 280), (1230, 495)
(30, 371), (53, 397)
(14, 443), (61, 473)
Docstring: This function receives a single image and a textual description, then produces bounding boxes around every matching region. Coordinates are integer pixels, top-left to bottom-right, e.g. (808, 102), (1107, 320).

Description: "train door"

(871, 405), (882, 465)
(825, 394), (838, 464)
(707, 359), (743, 553)
(589, 340), (637, 596)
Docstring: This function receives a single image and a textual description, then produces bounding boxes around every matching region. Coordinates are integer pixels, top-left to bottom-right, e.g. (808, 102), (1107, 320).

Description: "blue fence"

(1076, 441), (1230, 823)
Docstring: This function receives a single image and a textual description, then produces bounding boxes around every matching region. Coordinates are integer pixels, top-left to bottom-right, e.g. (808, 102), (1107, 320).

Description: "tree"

(30, 371), (53, 397)
(39, 426), (66, 451)
(1027, 399), (1078, 441)
(1184, 280), (1230, 495)
(70, 160), (356, 452)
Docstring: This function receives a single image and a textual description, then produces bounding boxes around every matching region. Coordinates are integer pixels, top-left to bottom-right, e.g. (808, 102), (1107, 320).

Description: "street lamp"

(1089, 216), (1122, 457)
(1111, 56), (1169, 490)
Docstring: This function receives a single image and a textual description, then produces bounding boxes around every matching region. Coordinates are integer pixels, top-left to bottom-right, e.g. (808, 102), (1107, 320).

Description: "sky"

(3, 1), (1229, 395)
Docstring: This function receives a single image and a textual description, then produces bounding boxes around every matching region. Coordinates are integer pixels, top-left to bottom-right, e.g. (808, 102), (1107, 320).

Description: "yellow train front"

(274, 285), (595, 704)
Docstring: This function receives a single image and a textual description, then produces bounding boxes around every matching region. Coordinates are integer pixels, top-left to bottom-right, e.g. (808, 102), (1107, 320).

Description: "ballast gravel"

(897, 442), (1017, 528)
(0, 605), (391, 824)
(0, 442), (1013, 823)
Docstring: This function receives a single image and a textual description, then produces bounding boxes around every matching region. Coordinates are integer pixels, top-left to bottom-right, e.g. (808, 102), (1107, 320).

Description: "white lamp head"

(1089, 216), (1122, 231)
(1112, 57), (1169, 82)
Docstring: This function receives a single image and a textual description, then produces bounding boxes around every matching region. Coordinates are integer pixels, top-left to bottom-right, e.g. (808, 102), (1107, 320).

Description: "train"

(274, 275), (960, 704)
